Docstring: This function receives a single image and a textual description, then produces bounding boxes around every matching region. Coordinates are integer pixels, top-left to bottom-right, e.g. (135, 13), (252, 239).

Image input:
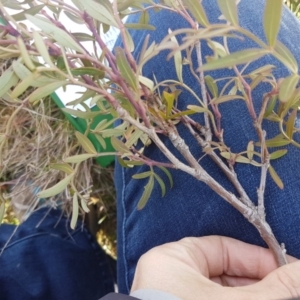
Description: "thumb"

(254, 260), (300, 299)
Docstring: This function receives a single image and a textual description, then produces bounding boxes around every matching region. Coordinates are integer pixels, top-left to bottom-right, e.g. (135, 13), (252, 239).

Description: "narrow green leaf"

(95, 134), (107, 150)
(64, 11), (85, 24)
(11, 73), (35, 99)
(269, 165), (284, 189)
(235, 155), (251, 164)
(29, 81), (66, 103)
(275, 41), (298, 73)
(205, 75), (218, 98)
(124, 29), (135, 52)
(80, 197), (90, 213)
(137, 175), (154, 210)
(168, 28), (183, 83)
(247, 141), (254, 160)
(64, 153), (97, 163)
(0, 202), (5, 224)
(12, 4), (44, 21)
(71, 193), (79, 229)
(217, 0), (239, 26)
(33, 31), (54, 67)
(38, 174), (74, 198)
(17, 37), (35, 70)
(132, 171), (152, 179)
(264, 0), (283, 47)
(139, 10), (150, 24)
(115, 47), (137, 91)
(72, 32), (94, 41)
(286, 109), (297, 139)
(82, 0), (118, 27)
(270, 149), (288, 160)
(0, 68), (19, 97)
(201, 49), (268, 71)
(125, 23), (155, 30)
(187, 105), (208, 113)
(164, 91), (176, 116)
(158, 166), (173, 188)
(279, 74), (299, 103)
(26, 14), (85, 54)
(75, 131), (97, 154)
(62, 108), (100, 119)
(50, 163), (74, 174)
(71, 67), (105, 77)
(264, 135), (290, 147)
(153, 173), (166, 197)
(211, 95), (244, 105)
(111, 136), (131, 154)
(183, 0), (209, 27)
(250, 64), (275, 75)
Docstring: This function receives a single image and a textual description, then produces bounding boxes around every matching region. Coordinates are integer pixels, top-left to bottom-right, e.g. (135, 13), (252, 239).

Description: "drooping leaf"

(111, 136), (131, 154)
(80, 197), (90, 213)
(286, 109), (297, 139)
(137, 175), (154, 210)
(279, 74), (299, 103)
(269, 165), (284, 189)
(153, 173), (166, 197)
(17, 37), (35, 70)
(205, 75), (218, 98)
(158, 166), (173, 188)
(264, 0), (283, 47)
(275, 41), (298, 73)
(71, 193), (79, 229)
(50, 163), (74, 174)
(139, 75), (154, 91)
(139, 10), (150, 24)
(75, 131), (97, 154)
(26, 14), (85, 54)
(168, 28), (183, 83)
(200, 49), (268, 71)
(217, 0), (239, 26)
(132, 171), (152, 179)
(12, 4), (44, 21)
(183, 0), (209, 27)
(38, 174), (74, 198)
(211, 95), (244, 105)
(0, 68), (19, 98)
(33, 31), (54, 67)
(115, 47), (137, 91)
(270, 149), (288, 160)
(29, 81), (67, 103)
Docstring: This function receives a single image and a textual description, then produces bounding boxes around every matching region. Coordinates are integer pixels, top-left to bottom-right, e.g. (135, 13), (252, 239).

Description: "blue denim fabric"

(115, 0), (300, 293)
(0, 208), (114, 300)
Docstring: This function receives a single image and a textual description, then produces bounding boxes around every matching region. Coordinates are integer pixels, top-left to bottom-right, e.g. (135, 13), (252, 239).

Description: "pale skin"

(131, 236), (300, 300)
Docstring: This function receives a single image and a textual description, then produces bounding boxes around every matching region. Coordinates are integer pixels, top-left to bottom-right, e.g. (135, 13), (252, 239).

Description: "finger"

(242, 260), (300, 299)
(178, 236), (296, 280)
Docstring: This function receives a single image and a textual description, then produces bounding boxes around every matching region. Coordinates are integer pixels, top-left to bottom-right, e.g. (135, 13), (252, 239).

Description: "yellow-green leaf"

(75, 131), (97, 154)
(217, 0), (239, 26)
(33, 31), (54, 67)
(139, 10), (150, 24)
(64, 153), (97, 163)
(164, 91), (176, 116)
(187, 104), (209, 113)
(183, 0), (209, 27)
(201, 49), (268, 71)
(153, 173), (166, 197)
(235, 155), (251, 164)
(279, 74), (299, 103)
(286, 109), (297, 139)
(205, 75), (218, 98)
(270, 149), (288, 160)
(71, 193), (79, 229)
(29, 81), (66, 103)
(211, 95), (244, 105)
(62, 108), (100, 119)
(264, 0), (283, 47)
(111, 136), (131, 154)
(269, 165), (284, 189)
(137, 175), (154, 210)
(139, 75), (154, 91)
(80, 197), (90, 213)
(17, 37), (35, 70)
(247, 141), (254, 160)
(0, 67), (19, 97)
(12, 4), (44, 21)
(50, 163), (74, 174)
(168, 28), (183, 83)
(115, 47), (137, 91)
(274, 41), (298, 73)
(264, 134), (290, 147)
(38, 174), (74, 198)
(26, 14), (85, 54)
(132, 171), (152, 179)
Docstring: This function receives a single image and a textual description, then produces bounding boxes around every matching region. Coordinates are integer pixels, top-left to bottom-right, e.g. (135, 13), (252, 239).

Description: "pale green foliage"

(0, 0), (299, 235)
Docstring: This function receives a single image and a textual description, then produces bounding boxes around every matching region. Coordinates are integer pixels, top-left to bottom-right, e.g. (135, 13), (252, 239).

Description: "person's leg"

(115, 0), (300, 293)
(0, 207), (114, 300)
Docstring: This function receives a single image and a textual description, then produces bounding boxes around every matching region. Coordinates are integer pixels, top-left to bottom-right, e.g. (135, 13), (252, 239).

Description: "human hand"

(131, 236), (300, 300)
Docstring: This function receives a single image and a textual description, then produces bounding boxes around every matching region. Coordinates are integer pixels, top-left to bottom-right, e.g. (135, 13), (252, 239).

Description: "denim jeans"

(115, 0), (300, 294)
(0, 208), (114, 300)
